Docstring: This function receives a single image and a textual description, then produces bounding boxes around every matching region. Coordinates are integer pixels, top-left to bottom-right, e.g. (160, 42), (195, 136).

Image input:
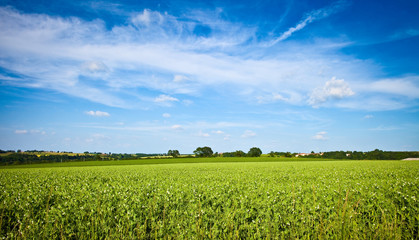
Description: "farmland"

(1, 160), (418, 239)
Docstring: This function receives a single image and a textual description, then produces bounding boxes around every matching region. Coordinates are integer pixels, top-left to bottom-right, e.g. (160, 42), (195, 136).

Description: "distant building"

(295, 153), (310, 157)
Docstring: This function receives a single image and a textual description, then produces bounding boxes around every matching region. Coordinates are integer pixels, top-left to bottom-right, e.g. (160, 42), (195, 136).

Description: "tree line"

(0, 150), (162, 165)
(1, 148), (418, 165)
(297, 149), (419, 160)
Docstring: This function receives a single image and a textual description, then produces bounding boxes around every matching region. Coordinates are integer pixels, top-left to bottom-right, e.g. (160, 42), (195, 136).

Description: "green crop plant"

(0, 161), (418, 239)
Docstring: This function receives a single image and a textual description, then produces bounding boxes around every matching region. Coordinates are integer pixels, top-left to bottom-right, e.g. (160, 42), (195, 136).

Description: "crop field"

(0, 160), (418, 239)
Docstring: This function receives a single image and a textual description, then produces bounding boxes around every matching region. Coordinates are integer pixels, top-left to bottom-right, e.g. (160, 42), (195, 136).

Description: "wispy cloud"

(241, 130), (256, 138)
(85, 110), (110, 117)
(171, 124), (183, 131)
(269, 0), (349, 45)
(197, 131), (210, 137)
(0, 4), (417, 111)
(154, 95), (179, 107)
(368, 78), (419, 99)
(154, 95), (179, 102)
(15, 129), (28, 134)
(14, 129), (46, 135)
(212, 130), (224, 134)
(369, 126), (401, 131)
(312, 131), (328, 140)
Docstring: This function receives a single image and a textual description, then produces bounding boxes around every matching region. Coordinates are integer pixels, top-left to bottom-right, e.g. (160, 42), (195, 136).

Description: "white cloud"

(85, 110), (110, 117)
(15, 129), (28, 134)
(308, 77), (355, 107)
(0, 6), (417, 111)
(131, 9), (164, 27)
(241, 130), (256, 138)
(212, 130), (224, 134)
(154, 95), (179, 105)
(14, 129), (46, 134)
(171, 124), (183, 131)
(274, 16), (313, 43)
(197, 131), (210, 137)
(369, 126), (400, 131)
(30, 130), (46, 135)
(162, 113), (171, 118)
(182, 100), (194, 106)
(312, 131), (328, 140)
(256, 92), (302, 104)
(270, 0), (349, 44)
(82, 61), (109, 73)
(92, 133), (110, 139)
(364, 114), (373, 119)
(173, 75), (189, 83)
(368, 78), (419, 98)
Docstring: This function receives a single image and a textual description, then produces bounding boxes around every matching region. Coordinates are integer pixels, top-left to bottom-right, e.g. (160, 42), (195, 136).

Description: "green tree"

(247, 147), (262, 157)
(193, 146), (213, 157)
(95, 154), (102, 161)
(234, 150), (246, 157)
(269, 151), (275, 157)
(168, 150), (180, 158)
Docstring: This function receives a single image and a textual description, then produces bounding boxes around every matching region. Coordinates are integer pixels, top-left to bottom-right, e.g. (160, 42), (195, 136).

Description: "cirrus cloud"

(312, 131), (328, 140)
(241, 130), (256, 138)
(171, 124), (183, 131)
(85, 110), (110, 117)
(0, 5), (417, 112)
(15, 129), (28, 134)
(154, 95), (179, 106)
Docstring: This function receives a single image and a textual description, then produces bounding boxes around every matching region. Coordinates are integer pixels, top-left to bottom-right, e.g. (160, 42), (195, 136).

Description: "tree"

(95, 154), (102, 161)
(193, 146), (213, 157)
(269, 151), (275, 157)
(247, 147), (262, 157)
(234, 150), (246, 157)
(284, 152), (292, 158)
(168, 149), (180, 158)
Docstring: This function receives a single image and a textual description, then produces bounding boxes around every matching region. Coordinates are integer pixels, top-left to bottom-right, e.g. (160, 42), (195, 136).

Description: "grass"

(1, 160), (418, 239)
(0, 157), (358, 169)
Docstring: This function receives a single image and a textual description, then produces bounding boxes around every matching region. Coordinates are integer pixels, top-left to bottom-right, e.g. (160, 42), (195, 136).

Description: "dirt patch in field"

(402, 158), (419, 161)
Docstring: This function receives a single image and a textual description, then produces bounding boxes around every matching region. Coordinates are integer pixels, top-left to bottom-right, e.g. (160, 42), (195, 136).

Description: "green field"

(0, 157), (343, 169)
(1, 160), (418, 239)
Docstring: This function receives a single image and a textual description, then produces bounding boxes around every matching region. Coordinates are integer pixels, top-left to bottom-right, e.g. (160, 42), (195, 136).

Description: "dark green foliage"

(167, 150), (180, 158)
(235, 150), (246, 157)
(1, 149), (419, 166)
(193, 146), (213, 157)
(247, 147), (262, 157)
(0, 152), (161, 165)
(300, 150), (419, 160)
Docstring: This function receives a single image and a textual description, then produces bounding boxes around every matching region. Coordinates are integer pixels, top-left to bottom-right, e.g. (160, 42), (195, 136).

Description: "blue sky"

(1, 0), (418, 154)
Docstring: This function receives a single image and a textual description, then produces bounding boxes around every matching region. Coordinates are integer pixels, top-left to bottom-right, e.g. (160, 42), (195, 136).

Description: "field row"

(1, 161), (418, 239)
(1, 157), (359, 169)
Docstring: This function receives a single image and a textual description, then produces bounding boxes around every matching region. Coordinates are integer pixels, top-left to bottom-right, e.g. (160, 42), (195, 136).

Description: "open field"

(1, 160), (418, 239)
(0, 157), (372, 169)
